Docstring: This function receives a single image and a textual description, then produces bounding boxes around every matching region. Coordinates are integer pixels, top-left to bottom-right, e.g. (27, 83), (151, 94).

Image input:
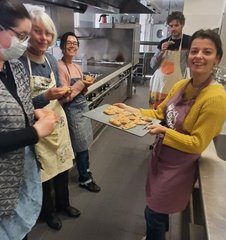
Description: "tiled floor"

(29, 82), (182, 240)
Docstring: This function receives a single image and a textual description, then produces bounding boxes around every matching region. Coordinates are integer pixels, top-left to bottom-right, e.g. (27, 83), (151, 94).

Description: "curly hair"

(167, 11), (185, 25)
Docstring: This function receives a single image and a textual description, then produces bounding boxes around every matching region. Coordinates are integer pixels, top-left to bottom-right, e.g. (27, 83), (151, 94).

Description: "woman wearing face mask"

(115, 29), (226, 240)
(19, 10), (80, 231)
(0, 1), (58, 240)
(58, 32), (101, 192)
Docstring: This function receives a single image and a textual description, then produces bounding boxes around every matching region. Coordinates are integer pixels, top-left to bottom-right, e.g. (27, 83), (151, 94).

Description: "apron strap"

(26, 54), (53, 76)
(62, 58), (83, 80)
(167, 34), (183, 53)
(179, 34), (183, 51)
(26, 54), (56, 92)
(26, 55), (33, 76)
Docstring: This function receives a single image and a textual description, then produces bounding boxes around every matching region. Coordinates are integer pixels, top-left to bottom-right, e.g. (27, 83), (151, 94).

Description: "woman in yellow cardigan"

(116, 29), (226, 240)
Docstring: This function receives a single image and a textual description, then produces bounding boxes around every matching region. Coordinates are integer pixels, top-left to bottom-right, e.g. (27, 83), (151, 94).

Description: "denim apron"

(0, 147), (42, 240)
(27, 57), (74, 182)
(63, 63), (93, 153)
(146, 77), (212, 213)
(149, 35), (188, 108)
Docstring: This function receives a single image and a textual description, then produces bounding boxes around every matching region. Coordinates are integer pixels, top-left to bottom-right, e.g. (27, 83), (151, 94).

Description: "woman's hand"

(59, 95), (71, 104)
(33, 109), (59, 138)
(44, 87), (72, 100)
(147, 124), (167, 135)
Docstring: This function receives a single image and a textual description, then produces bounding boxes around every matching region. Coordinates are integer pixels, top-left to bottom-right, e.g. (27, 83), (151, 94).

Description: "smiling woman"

(114, 29), (226, 240)
(57, 32), (101, 193)
(19, 10), (81, 231)
(188, 29), (223, 87)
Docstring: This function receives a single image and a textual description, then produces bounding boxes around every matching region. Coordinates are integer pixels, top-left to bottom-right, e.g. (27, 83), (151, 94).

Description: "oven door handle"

(93, 97), (104, 108)
(113, 83), (121, 90)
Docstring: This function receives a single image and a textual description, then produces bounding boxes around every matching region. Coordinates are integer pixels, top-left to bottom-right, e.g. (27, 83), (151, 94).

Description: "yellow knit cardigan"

(140, 79), (226, 154)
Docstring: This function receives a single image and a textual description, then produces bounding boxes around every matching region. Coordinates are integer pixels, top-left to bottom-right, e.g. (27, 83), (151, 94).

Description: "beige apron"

(149, 36), (186, 109)
(27, 56), (74, 182)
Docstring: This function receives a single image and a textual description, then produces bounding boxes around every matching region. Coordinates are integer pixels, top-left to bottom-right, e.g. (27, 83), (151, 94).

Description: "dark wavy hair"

(0, 0), (30, 29)
(167, 11), (185, 25)
(189, 29), (223, 60)
(60, 32), (80, 50)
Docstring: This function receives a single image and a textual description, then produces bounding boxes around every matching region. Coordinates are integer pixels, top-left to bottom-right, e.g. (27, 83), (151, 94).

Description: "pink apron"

(146, 77), (212, 213)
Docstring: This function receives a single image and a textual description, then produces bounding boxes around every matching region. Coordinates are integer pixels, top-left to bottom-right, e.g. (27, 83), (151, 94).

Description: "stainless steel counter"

(199, 129), (226, 240)
(86, 62), (132, 94)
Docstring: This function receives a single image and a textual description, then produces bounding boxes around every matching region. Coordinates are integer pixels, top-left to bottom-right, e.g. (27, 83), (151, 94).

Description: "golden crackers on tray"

(103, 105), (152, 130)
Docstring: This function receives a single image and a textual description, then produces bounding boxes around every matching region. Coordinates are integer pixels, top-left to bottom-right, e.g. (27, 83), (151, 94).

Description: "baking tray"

(83, 104), (161, 137)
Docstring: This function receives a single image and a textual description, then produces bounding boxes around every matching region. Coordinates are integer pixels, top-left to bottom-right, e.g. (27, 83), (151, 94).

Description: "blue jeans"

(144, 206), (169, 240)
(76, 150), (91, 183)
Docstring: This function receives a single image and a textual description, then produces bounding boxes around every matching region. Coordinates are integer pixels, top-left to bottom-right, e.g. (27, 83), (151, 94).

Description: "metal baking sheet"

(83, 104), (161, 137)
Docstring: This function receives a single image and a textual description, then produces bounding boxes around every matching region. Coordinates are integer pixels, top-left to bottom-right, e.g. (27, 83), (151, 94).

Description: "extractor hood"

(31, 0), (88, 13)
(31, 0), (158, 14)
(75, 0), (158, 13)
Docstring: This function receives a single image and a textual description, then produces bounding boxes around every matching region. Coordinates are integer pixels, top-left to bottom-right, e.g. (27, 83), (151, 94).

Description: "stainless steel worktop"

(86, 62), (132, 94)
(199, 124), (226, 240)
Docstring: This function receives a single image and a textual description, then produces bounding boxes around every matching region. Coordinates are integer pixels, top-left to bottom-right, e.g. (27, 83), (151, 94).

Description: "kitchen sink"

(213, 135), (226, 160)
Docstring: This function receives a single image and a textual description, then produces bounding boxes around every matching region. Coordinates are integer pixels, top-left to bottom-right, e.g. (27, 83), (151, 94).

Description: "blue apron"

(0, 147), (42, 240)
(64, 77), (93, 153)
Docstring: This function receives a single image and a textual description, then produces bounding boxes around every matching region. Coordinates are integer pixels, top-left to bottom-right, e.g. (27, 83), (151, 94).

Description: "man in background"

(149, 11), (191, 108)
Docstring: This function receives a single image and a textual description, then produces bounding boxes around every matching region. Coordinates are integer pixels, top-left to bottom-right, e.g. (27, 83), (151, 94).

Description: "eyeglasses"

(0, 23), (29, 43)
(66, 41), (79, 47)
(7, 27), (30, 43)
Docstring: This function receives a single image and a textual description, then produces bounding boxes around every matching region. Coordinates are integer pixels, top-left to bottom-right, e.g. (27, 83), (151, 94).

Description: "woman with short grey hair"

(20, 10), (80, 231)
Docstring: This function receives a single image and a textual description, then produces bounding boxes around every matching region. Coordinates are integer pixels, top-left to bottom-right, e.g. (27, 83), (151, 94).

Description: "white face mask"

(0, 36), (28, 61)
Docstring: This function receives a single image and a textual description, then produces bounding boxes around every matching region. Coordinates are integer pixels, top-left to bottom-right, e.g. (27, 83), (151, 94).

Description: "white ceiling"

(145, 0), (184, 24)
(149, 0), (184, 11)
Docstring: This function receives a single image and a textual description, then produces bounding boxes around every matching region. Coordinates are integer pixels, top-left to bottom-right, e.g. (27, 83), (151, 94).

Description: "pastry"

(104, 106), (123, 115)
(142, 116), (153, 122)
(109, 118), (121, 127)
(104, 105), (154, 131)
(118, 117), (130, 125)
(59, 86), (71, 94)
(83, 75), (93, 82)
(104, 108), (117, 115)
(136, 119), (147, 125)
(122, 122), (136, 130)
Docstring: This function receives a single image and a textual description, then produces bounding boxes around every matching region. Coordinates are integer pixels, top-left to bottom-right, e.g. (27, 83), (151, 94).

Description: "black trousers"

(40, 170), (70, 218)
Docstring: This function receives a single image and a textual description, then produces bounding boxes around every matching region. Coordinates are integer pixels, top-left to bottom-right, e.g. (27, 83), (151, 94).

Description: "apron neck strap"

(26, 54), (52, 76)
(62, 58), (83, 79)
(191, 75), (213, 90)
(179, 34), (183, 51)
(183, 75), (213, 99)
(169, 34), (183, 51)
